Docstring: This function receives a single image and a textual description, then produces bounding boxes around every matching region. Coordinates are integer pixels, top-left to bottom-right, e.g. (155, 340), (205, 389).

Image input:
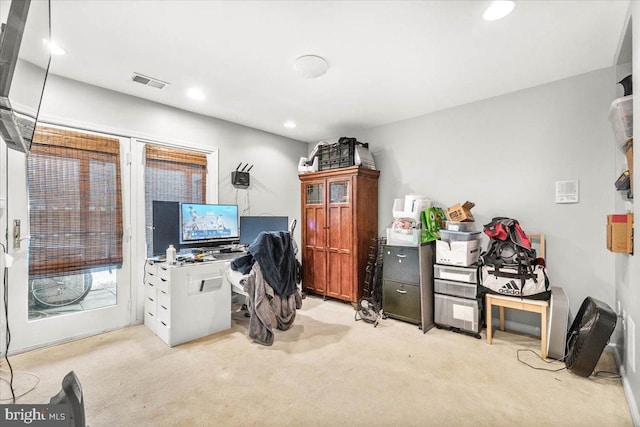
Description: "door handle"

(396, 289), (407, 294)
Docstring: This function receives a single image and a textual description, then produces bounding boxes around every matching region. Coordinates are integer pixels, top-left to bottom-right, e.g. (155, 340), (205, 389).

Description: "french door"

(2, 128), (133, 354)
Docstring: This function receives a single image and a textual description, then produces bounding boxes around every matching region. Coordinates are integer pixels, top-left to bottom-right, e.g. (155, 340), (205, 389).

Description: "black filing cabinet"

(382, 245), (421, 324)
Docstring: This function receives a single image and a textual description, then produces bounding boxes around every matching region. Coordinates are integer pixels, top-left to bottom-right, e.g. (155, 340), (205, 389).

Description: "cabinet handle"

(396, 289), (407, 294)
(396, 254), (407, 258)
(161, 305), (167, 310)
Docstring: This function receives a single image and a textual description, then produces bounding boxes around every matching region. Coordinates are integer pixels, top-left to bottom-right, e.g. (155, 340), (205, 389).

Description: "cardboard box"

(436, 239), (481, 266)
(607, 214), (633, 253)
(447, 201), (475, 222)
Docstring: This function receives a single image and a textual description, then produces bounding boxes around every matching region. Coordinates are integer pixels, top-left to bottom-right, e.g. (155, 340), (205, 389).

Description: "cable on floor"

(0, 370), (40, 401)
(1, 241), (16, 403)
(516, 349), (567, 372)
(593, 370), (622, 380)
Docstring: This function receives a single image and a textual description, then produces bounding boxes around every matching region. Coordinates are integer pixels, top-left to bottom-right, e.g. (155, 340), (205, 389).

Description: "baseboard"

(613, 344), (640, 427)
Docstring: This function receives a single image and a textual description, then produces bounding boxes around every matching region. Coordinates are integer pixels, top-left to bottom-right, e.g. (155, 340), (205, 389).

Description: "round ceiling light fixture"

(284, 120), (297, 129)
(483, 1), (515, 21)
(294, 55), (329, 78)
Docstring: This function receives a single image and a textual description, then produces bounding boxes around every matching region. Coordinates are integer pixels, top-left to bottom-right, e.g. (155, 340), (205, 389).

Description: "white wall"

(39, 73), (307, 220)
(618, 3), (640, 423)
(356, 67), (617, 329)
(0, 73), (308, 352)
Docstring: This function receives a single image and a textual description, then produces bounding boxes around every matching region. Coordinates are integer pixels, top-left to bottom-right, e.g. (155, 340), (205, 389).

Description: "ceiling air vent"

(131, 73), (169, 89)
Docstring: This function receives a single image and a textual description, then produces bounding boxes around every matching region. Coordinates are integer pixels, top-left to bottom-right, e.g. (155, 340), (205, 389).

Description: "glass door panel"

(329, 181), (350, 204)
(306, 183), (324, 205)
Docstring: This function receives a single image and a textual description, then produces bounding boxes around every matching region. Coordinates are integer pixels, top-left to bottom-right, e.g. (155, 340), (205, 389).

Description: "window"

(144, 144), (207, 255)
(26, 125), (123, 317)
(27, 125), (123, 277)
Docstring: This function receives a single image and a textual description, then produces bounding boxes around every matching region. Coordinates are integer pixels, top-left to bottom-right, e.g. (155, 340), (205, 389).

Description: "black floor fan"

(565, 297), (617, 377)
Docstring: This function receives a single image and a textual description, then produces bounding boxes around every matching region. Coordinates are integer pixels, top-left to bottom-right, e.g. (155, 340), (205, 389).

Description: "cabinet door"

(326, 177), (353, 300)
(303, 181), (327, 294)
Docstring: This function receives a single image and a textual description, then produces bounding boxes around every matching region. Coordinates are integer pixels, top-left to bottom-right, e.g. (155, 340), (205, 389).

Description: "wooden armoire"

(299, 166), (379, 303)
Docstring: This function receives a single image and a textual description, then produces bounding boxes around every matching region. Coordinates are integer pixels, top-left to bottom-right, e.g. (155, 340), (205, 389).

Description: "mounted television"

(179, 203), (239, 246)
(0, 0), (51, 152)
(239, 215), (289, 245)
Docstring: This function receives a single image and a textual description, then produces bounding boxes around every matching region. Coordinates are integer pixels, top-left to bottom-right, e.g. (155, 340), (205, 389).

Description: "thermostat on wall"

(555, 180), (579, 204)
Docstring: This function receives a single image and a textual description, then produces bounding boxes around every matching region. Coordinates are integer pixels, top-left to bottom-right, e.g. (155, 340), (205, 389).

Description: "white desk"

(144, 260), (231, 346)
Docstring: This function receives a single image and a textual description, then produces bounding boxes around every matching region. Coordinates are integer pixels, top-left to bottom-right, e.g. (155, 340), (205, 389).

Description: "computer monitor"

(179, 203), (239, 246)
(239, 216), (289, 245)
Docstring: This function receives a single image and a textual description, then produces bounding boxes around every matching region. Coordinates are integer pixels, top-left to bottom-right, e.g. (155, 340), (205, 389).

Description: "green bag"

(421, 207), (446, 243)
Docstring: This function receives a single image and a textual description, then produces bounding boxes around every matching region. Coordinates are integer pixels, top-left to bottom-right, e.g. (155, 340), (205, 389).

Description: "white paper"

(453, 304), (474, 322)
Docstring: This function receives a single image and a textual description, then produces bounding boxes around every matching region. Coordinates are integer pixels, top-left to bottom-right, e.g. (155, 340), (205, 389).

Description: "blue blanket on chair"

(231, 231), (297, 297)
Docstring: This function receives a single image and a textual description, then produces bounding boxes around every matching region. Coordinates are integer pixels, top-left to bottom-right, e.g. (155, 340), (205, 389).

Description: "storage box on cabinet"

(434, 294), (481, 334)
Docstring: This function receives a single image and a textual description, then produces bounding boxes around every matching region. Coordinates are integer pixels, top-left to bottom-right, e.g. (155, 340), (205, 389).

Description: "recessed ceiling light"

(294, 55), (328, 78)
(186, 88), (205, 100)
(284, 121), (297, 129)
(42, 38), (66, 55)
(483, 1), (515, 21)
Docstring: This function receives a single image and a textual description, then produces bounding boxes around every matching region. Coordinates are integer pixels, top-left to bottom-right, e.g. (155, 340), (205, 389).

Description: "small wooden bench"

(485, 294), (550, 359)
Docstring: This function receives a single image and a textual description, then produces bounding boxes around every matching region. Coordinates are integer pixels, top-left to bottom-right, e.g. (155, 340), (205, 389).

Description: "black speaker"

(565, 297), (617, 377)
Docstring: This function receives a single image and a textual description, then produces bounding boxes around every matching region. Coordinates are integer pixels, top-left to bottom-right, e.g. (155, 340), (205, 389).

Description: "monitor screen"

(180, 203), (239, 244)
(239, 216), (289, 245)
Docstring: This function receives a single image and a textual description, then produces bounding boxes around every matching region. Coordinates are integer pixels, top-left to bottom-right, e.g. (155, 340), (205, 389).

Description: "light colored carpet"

(2, 295), (632, 426)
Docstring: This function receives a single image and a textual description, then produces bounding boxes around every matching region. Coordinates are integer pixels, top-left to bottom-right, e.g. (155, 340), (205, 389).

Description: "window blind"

(27, 125), (123, 277)
(144, 144), (207, 254)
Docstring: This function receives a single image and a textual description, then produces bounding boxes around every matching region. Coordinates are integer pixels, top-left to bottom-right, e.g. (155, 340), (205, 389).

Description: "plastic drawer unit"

(433, 262), (481, 338)
(382, 245), (421, 324)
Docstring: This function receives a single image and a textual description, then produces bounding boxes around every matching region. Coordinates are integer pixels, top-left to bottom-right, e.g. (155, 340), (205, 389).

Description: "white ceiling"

(46, 0), (630, 143)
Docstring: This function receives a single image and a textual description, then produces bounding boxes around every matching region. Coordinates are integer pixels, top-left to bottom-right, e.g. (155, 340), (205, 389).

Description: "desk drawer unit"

(383, 280), (421, 324)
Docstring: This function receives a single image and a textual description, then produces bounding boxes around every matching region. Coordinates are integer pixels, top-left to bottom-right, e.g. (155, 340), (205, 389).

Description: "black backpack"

(479, 217), (550, 300)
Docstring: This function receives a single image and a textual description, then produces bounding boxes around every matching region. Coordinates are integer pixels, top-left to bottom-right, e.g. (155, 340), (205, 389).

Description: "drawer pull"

(396, 254), (407, 258)
(147, 297), (154, 302)
(160, 290), (167, 295)
(148, 283), (154, 287)
(161, 305), (167, 310)
(147, 312), (154, 317)
(160, 321), (167, 327)
(160, 278), (167, 282)
(396, 289), (407, 294)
